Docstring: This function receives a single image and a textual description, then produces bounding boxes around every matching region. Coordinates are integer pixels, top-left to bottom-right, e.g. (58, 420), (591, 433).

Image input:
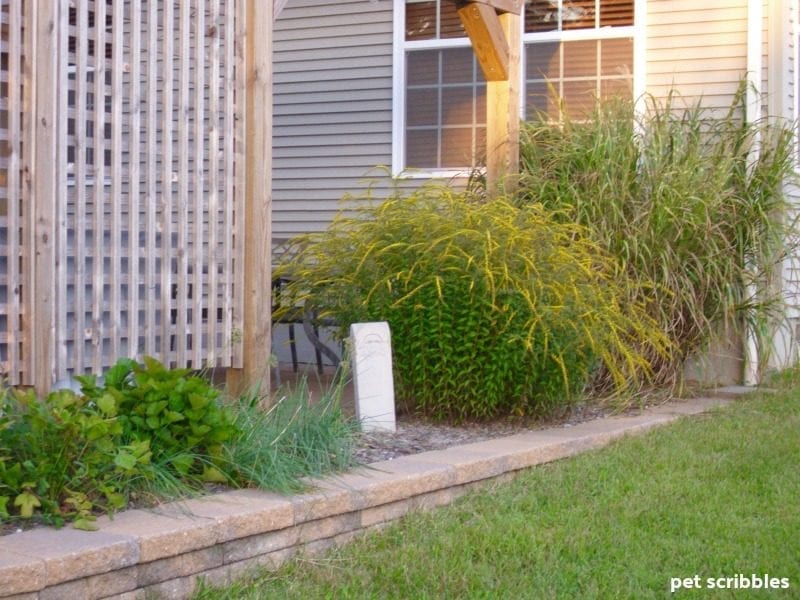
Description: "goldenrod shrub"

(276, 186), (669, 420)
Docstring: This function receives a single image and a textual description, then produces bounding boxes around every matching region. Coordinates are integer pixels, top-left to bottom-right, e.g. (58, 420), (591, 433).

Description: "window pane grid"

(525, 0), (633, 33)
(524, 36), (632, 119)
(405, 47), (485, 170)
(406, 0), (465, 41)
(402, 0), (635, 170)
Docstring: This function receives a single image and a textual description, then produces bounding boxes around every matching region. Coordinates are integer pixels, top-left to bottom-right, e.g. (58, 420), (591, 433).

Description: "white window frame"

(392, 0), (645, 178)
(392, 2), (482, 179)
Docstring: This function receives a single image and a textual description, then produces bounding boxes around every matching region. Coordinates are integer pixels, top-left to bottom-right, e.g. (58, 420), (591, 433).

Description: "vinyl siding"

(273, 0), (395, 241)
(646, 0), (749, 111)
(779, 0), (800, 361)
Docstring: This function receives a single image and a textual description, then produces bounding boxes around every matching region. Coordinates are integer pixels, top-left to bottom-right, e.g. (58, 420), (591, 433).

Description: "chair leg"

(288, 323), (299, 373)
(272, 350), (281, 387)
(313, 325), (324, 374)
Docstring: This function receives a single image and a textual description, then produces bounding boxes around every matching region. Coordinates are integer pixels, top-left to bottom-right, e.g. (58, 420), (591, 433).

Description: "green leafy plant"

(0, 358), (357, 527)
(510, 86), (796, 386)
(76, 357), (238, 482)
(275, 186), (669, 421)
(0, 386), (148, 528)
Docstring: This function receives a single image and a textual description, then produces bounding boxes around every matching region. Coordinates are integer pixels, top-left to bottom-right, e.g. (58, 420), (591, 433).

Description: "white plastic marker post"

(350, 322), (396, 432)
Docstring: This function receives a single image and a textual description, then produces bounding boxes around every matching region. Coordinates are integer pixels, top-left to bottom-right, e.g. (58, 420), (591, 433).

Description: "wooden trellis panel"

(0, 0), (247, 387)
(0, 0), (32, 385)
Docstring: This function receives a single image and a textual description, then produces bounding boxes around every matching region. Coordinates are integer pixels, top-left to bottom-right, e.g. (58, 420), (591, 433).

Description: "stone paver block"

(175, 489), (295, 542)
(441, 435), (578, 472)
(96, 508), (217, 563)
(300, 536), (336, 557)
(413, 487), (458, 511)
(361, 498), (412, 528)
(317, 459), (455, 508)
(137, 546), (223, 587)
(225, 554), (273, 583)
(408, 446), (512, 484)
(222, 527), (299, 564)
(193, 563), (230, 591)
(297, 512), (361, 544)
(39, 565), (137, 600)
(2, 527), (137, 588)
(529, 413), (675, 440)
(709, 385), (757, 399)
(472, 431), (617, 467)
(111, 591), (146, 600)
(226, 547), (296, 582)
(650, 397), (730, 416)
(291, 484), (361, 524)
(368, 456), (457, 486)
(142, 573), (198, 600)
(0, 548), (45, 596)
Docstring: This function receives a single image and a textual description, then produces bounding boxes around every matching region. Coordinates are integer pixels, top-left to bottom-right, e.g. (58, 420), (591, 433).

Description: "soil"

(351, 401), (617, 464)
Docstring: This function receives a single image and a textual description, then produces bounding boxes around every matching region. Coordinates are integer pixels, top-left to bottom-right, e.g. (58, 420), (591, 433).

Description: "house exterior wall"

(645, 0), (749, 110)
(272, 0), (395, 242)
(273, 1), (773, 239)
(272, 0), (800, 374)
(769, 0), (800, 368)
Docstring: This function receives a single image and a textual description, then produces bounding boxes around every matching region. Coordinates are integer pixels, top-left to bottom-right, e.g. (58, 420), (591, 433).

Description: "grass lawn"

(195, 383), (800, 599)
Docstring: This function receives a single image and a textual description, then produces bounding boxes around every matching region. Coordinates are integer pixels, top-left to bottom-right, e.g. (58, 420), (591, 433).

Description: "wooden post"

(227, 0), (273, 400)
(30, 1), (61, 394)
(486, 10), (520, 194)
(457, 0), (521, 194)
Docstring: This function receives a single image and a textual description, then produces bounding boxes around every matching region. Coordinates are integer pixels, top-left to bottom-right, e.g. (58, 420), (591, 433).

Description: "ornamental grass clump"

(513, 86), (796, 385)
(275, 187), (669, 421)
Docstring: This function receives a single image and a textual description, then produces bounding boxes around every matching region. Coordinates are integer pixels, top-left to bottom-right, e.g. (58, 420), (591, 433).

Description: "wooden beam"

(485, 10), (521, 194)
(227, 0), (273, 401)
(457, 2), (509, 81)
(457, 0), (522, 15)
(31, 0), (61, 394)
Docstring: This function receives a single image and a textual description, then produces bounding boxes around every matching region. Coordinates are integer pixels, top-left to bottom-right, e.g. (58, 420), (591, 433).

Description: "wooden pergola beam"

(458, 0), (521, 15)
(457, 2), (509, 81)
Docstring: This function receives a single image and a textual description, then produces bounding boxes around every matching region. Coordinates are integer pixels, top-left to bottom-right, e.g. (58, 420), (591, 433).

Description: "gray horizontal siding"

(646, 0), (748, 108)
(273, 0), (395, 239)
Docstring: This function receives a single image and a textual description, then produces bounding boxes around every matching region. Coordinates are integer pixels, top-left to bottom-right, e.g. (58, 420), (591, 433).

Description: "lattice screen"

(0, 0), (29, 385)
(0, 0), (245, 386)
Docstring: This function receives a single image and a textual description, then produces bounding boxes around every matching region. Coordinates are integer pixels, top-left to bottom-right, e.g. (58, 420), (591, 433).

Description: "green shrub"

(76, 357), (237, 482)
(512, 87), (796, 384)
(0, 359), (357, 527)
(275, 187), (669, 421)
(0, 387), (149, 529)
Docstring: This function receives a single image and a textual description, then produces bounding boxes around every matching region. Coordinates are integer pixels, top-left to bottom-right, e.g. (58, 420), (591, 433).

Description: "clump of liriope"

(512, 85), (796, 386)
(222, 375), (357, 493)
(275, 186), (669, 421)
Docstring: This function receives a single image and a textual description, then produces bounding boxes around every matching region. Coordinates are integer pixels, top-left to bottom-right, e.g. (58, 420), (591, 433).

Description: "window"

(395, 0), (638, 174)
(524, 0), (635, 120)
(400, 1), (487, 173)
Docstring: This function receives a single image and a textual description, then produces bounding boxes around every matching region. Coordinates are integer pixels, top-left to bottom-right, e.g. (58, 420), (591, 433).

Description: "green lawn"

(195, 383), (800, 599)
